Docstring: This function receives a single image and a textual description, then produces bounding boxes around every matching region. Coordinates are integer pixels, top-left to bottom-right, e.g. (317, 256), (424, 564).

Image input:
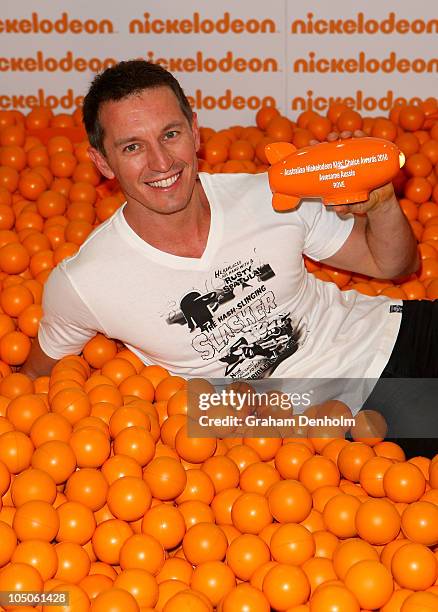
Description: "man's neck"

(123, 179), (211, 258)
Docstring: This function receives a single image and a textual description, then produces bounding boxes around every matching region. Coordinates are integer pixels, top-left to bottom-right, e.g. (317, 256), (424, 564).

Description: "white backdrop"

(1, 0), (437, 128)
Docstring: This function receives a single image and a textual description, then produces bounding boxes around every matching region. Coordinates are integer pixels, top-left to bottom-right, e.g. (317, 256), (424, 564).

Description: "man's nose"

(147, 142), (173, 173)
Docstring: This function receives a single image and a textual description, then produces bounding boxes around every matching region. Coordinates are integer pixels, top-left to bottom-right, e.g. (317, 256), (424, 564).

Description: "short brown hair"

(83, 60), (193, 153)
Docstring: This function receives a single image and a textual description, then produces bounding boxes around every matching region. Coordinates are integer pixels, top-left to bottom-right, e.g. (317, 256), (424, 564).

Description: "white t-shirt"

(39, 172), (402, 390)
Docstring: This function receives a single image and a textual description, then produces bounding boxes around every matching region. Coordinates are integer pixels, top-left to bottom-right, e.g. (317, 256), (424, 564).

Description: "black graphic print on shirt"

(165, 256), (304, 379)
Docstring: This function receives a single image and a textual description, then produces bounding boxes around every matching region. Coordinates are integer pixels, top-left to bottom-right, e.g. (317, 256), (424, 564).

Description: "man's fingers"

(327, 131), (339, 142)
(311, 129), (366, 147)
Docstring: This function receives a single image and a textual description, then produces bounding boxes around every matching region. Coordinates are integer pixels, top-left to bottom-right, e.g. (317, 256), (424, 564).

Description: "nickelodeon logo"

(290, 12), (438, 35)
(0, 88), (278, 113)
(187, 90), (277, 111)
(130, 12), (276, 34)
(0, 52), (117, 73)
(145, 51), (278, 73)
(293, 52), (438, 74)
(291, 89), (437, 113)
(0, 89), (83, 110)
(0, 13), (113, 34)
(0, 51), (278, 74)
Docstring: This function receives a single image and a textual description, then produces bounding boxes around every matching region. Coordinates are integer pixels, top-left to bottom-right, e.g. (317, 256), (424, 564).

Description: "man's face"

(89, 87), (200, 216)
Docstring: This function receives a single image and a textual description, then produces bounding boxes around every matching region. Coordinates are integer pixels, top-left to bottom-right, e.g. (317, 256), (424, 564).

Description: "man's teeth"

(148, 173), (180, 188)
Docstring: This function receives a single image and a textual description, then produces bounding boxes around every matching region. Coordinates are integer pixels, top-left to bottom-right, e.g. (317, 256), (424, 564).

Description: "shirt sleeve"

(38, 265), (102, 359)
(298, 199), (355, 261)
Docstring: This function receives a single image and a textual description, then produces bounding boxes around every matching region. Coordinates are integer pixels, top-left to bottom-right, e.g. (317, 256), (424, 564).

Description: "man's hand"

(309, 129), (366, 146)
(313, 129), (418, 278)
(330, 181), (396, 216)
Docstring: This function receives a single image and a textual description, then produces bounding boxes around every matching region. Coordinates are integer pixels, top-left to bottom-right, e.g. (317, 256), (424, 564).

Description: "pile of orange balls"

(0, 107), (124, 369)
(0, 348), (437, 611)
(0, 103), (437, 611)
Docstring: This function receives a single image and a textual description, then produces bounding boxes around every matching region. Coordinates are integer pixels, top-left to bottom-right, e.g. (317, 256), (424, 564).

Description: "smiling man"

(20, 61), (437, 454)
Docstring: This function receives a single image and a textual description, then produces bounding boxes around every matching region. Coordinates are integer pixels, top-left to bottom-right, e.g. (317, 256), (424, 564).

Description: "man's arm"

(21, 337), (59, 379)
(320, 182), (419, 279)
(20, 265), (101, 380)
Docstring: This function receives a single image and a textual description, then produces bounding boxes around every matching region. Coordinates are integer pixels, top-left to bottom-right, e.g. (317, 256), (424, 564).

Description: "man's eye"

(123, 143), (139, 153)
(164, 131), (178, 140)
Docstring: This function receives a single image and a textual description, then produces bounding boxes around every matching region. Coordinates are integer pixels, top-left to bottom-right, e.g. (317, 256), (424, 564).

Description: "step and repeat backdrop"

(1, 0), (437, 128)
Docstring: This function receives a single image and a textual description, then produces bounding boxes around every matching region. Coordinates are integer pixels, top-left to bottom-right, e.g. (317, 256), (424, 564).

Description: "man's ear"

(87, 147), (115, 180)
(191, 112), (201, 153)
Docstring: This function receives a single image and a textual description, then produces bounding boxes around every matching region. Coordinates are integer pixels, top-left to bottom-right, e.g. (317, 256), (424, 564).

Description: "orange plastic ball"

(400, 591), (438, 612)
(101, 454), (143, 485)
(156, 557), (193, 585)
(359, 456), (394, 497)
(262, 563), (310, 610)
(299, 455), (340, 492)
(0, 520), (17, 567)
(175, 468), (215, 505)
(141, 503), (186, 550)
(0, 430), (34, 473)
(190, 561), (236, 607)
(143, 456), (187, 500)
(401, 501), (438, 546)
(65, 468), (108, 511)
(309, 583), (360, 612)
(43, 583), (90, 612)
(162, 589), (211, 612)
(90, 587), (139, 612)
(30, 412), (72, 446)
(175, 426), (217, 464)
(113, 426), (155, 467)
(333, 538), (380, 581)
(79, 573), (113, 601)
(344, 559), (394, 610)
(182, 522), (227, 565)
(226, 533), (270, 581)
(268, 478), (312, 523)
(31, 439), (76, 484)
(274, 442), (314, 479)
(322, 493), (362, 538)
(56, 500), (96, 545)
(391, 542), (438, 591)
(119, 533), (165, 575)
(270, 523), (315, 566)
(0, 562), (43, 597)
(13, 499), (60, 542)
(302, 556), (338, 595)
(113, 567), (159, 608)
(92, 519), (134, 565)
(337, 442), (375, 482)
(11, 467), (57, 506)
(107, 476), (152, 522)
(69, 426), (111, 468)
(51, 387), (91, 425)
(231, 492), (272, 534)
(6, 394), (48, 434)
(355, 498), (401, 545)
(222, 583), (270, 612)
(383, 462), (426, 503)
(11, 539), (58, 581)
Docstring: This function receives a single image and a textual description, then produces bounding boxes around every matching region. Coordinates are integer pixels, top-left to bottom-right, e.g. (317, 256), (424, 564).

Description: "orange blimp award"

(265, 137), (405, 210)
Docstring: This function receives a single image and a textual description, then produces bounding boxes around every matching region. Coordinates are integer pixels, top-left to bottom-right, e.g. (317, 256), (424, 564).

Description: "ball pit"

(0, 103), (437, 610)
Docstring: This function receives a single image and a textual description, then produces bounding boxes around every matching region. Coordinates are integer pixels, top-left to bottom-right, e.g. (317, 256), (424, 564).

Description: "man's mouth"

(146, 171), (182, 189)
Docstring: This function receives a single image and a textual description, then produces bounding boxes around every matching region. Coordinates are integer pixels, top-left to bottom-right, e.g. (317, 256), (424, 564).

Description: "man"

(21, 61), (436, 449)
